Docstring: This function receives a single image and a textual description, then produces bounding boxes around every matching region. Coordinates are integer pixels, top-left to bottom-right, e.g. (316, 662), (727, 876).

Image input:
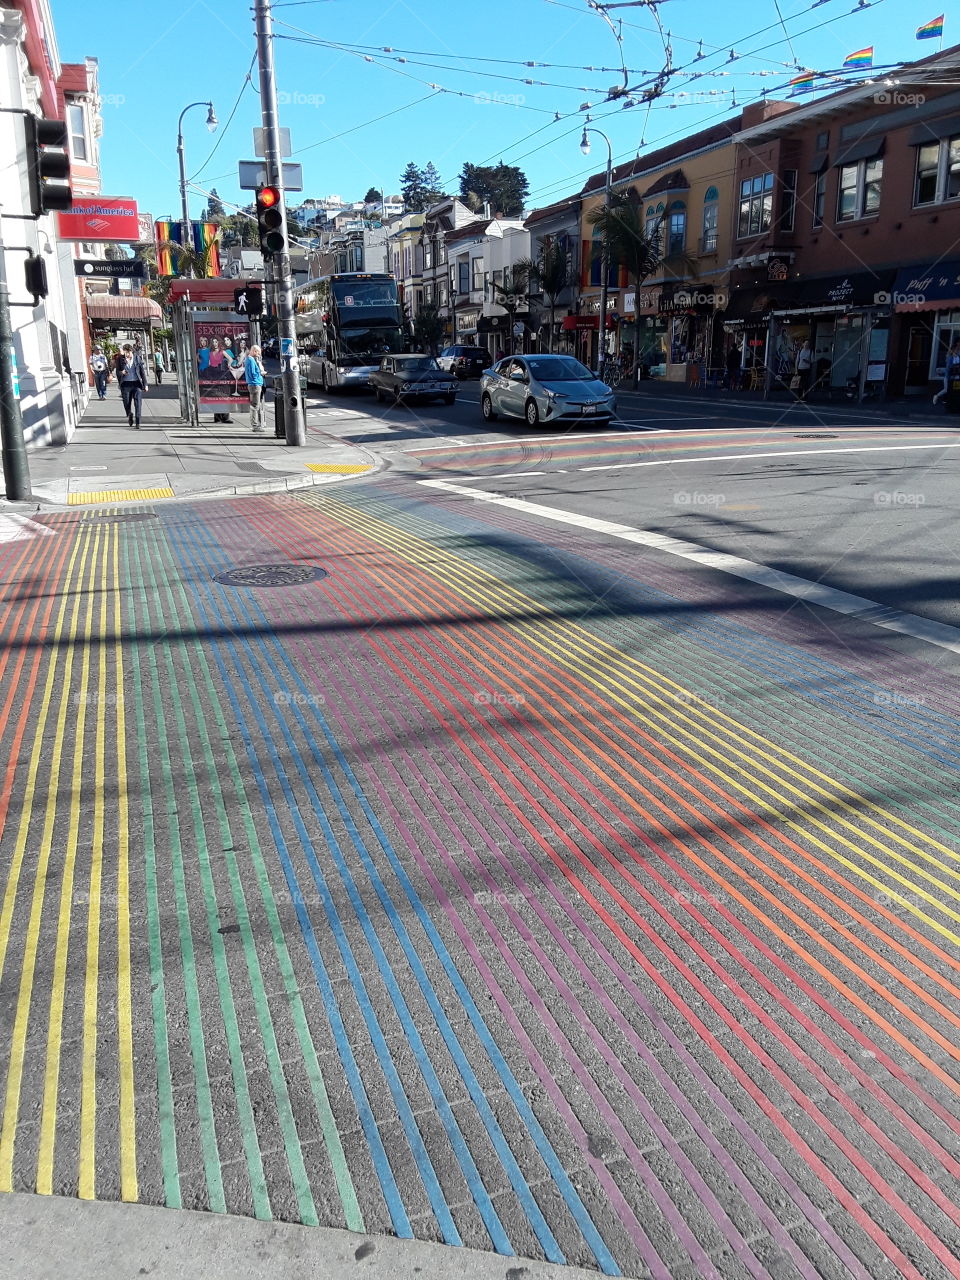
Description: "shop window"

(837, 157), (883, 221)
(812, 171), (826, 227)
(780, 170), (797, 232)
(737, 173), (774, 238)
(914, 137), (960, 206)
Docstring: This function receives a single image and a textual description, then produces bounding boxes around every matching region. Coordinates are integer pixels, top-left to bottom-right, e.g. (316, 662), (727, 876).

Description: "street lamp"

(580, 124), (613, 381)
(177, 101), (217, 276)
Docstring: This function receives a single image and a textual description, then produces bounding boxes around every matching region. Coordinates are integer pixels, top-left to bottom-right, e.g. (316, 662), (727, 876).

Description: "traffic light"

(256, 186), (285, 258)
(23, 253), (48, 303)
(234, 285), (263, 317)
(24, 116), (72, 217)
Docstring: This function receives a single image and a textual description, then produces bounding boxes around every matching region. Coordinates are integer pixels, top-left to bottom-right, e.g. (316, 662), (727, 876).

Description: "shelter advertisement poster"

(192, 316), (251, 407)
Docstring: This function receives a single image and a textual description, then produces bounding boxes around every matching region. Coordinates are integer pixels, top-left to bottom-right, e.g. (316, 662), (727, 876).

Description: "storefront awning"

(84, 295), (163, 321)
(723, 284), (801, 322)
(891, 260), (960, 312)
(762, 271), (896, 316)
(561, 314), (617, 330)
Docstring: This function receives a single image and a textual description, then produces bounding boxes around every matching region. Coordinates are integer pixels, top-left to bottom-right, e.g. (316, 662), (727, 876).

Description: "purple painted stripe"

(285, 609), (842, 1279)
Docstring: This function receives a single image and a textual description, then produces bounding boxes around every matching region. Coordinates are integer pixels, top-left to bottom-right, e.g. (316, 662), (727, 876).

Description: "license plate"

(582, 405), (598, 414)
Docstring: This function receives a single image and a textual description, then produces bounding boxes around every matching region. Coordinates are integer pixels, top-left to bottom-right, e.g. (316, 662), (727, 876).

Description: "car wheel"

(525, 399), (540, 427)
(481, 392), (497, 421)
(374, 387), (384, 403)
(443, 394), (456, 405)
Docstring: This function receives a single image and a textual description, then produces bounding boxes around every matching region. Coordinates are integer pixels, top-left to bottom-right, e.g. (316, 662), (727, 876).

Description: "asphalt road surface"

(1, 382), (959, 1280)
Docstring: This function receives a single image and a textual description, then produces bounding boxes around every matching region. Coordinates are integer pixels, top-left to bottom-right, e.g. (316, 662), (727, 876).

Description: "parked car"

(480, 354), (616, 427)
(437, 345), (493, 378)
(370, 354), (458, 405)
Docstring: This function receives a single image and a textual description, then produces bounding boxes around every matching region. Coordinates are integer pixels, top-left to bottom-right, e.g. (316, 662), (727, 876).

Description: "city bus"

(294, 272), (406, 391)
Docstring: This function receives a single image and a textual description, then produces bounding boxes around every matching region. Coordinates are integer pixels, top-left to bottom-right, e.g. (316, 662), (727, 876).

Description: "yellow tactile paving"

(67, 488), (174, 505)
(303, 464), (373, 474)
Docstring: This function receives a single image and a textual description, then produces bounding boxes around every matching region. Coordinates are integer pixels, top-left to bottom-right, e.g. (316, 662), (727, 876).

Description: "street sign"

(57, 197), (140, 242)
(253, 127), (291, 158)
(238, 161), (303, 192)
(137, 212), (154, 242)
(74, 258), (147, 279)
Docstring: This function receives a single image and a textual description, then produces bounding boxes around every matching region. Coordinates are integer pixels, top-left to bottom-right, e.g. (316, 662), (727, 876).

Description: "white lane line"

(419, 478), (960, 655)
(578, 440), (960, 473)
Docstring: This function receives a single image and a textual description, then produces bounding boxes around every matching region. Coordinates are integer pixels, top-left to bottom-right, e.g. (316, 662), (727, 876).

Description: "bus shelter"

(168, 278), (264, 427)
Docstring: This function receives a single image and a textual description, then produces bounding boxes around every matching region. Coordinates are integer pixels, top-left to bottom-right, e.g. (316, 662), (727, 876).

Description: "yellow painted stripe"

(37, 525), (103, 1196)
(303, 463), (372, 474)
(67, 488), (174, 504)
(314, 497), (960, 947)
(0, 527), (96, 1190)
(112, 527), (137, 1200)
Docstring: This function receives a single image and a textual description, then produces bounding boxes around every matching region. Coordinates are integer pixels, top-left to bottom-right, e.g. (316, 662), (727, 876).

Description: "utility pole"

(0, 211), (32, 501)
(253, 0), (305, 446)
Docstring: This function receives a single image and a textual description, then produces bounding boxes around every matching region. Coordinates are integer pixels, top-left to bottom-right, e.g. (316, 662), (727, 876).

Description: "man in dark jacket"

(117, 343), (148, 427)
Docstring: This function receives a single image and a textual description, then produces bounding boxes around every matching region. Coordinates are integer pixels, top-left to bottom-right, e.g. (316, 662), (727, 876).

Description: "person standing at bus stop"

(244, 343), (266, 433)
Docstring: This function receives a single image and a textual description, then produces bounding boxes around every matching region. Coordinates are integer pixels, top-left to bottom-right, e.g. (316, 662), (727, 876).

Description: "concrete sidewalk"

(0, 1192), (613, 1280)
(21, 377), (378, 508)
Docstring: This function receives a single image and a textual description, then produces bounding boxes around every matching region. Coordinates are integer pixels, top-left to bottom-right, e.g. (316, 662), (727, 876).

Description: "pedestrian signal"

(256, 186), (285, 258)
(25, 116), (72, 217)
(234, 286), (263, 316)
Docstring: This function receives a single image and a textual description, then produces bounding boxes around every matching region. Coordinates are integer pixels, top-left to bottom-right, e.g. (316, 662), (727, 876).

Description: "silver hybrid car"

(480, 355), (616, 427)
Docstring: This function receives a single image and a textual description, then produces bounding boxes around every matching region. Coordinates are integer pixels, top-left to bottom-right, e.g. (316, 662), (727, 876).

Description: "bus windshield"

(333, 280), (398, 309)
(340, 327), (406, 358)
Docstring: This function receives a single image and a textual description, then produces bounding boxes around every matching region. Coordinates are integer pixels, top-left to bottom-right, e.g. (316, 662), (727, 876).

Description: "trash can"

(272, 375), (307, 438)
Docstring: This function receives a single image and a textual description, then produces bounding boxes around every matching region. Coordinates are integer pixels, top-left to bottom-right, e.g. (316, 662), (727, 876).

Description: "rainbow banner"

(843, 46), (874, 68)
(916, 14), (944, 39)
(789, 69), (817, 93)
(152, 220), (220, 276)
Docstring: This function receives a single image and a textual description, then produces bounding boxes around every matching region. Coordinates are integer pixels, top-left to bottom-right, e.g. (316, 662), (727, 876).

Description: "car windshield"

(394, 356), (440, 372)
(526, 356), (595, 381)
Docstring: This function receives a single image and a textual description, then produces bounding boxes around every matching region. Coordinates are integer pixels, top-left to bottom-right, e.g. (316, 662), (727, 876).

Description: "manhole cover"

(214, 563), (327, 588)
(794, 433), (838, 439)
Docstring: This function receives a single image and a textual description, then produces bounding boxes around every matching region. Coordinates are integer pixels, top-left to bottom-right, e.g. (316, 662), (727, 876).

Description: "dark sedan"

(370, 354), (458, 405)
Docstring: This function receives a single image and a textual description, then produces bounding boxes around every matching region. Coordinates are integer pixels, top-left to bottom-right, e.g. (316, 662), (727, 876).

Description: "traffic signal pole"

(0, 210), (33, 501)
(253, 0), (305, 446)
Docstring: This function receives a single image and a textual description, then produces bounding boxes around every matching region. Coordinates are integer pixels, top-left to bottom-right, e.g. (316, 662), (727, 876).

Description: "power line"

(187, 51), (257, 182)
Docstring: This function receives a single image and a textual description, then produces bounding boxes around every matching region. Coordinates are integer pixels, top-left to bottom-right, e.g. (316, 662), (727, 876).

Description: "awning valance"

(84, 295), (163, 321)
(834, 135), (885, 167)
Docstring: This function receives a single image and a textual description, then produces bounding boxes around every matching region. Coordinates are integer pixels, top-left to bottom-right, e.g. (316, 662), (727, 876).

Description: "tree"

(412, 302), (446, 356)
(458, 162), (529, 218)
(589, 191), (695, 387)
(490, 265), (531, 356)
(420, 162), (445, 207)
(400, 162), (426, 212)
(364, 186), (382, 204)
(515, 239), (573, 352)
(218, 213), (258, 248)
(206, 188), (225, 219)
(158, 232), (223, 281)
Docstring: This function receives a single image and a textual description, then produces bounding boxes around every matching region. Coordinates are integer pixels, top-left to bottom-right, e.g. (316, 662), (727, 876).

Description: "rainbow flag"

(192, 221), (221, 277)
(916, 15), (944, 39)
(789, 68), (817, 92)
(152, 220), (220, 276)
(843, 46), (874, 68)
(154, 220), (179, 275)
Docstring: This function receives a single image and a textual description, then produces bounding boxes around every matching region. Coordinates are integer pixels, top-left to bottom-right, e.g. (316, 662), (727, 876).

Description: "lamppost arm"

(177, 101), (216, 271)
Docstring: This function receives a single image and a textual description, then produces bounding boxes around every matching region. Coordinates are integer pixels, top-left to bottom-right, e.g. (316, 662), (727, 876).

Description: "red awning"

(84, 295), (163, 321)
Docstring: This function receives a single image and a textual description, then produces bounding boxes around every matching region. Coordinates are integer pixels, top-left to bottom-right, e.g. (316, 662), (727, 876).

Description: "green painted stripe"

(144, 517), (363, 1230)
(121, 530), (181, 1208)
(127, 532), (226, 1214)
(139, 521), (271, 1221)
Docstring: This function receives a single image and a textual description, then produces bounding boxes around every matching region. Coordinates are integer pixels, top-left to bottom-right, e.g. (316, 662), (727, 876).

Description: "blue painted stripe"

(157, 520), (412, 1240)
(164, 519), (461, 1244)
(178, 508), (619, 1275)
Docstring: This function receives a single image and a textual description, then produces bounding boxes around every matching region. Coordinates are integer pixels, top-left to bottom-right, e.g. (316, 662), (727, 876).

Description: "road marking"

(578, 440), (960, 473)
(419, 478), (960, 656)
(304, 463), (373, 474)
(68, 488), (174, 504)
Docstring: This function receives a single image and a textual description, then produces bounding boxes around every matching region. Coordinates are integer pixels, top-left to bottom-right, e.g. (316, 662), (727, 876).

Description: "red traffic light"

(258, 186), (281, 208)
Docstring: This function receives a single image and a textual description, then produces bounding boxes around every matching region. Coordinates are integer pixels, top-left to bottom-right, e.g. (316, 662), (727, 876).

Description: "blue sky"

(53, 0), (949, 224)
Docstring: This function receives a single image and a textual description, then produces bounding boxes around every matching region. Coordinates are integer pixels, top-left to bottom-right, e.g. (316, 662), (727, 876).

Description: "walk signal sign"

(256, 185), (285, 258)
(234, 286), (263, 317)
(25, 116), (72, 217)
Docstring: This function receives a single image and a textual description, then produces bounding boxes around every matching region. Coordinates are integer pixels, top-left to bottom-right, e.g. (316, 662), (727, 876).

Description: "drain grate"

(794, 433), (838, 439)
(214, 563), (327, 588)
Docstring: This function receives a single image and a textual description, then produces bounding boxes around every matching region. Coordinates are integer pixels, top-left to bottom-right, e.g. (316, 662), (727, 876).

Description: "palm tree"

(589, 192), (696, 388)
(490, 265), (531, 356)
(159, 232), (223, 281)
(515, 239), (572, 352)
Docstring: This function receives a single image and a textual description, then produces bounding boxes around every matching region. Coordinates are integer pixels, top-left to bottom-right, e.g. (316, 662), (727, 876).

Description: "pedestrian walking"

(725, 344), (741, 391)
(117, 342), (148, 427)
(933, 339), (960, 404)
(244, 343), (267, 433)
(153, 350), (165, 385)
(89, 346), (110, 399)
(794, 339), (813, 400)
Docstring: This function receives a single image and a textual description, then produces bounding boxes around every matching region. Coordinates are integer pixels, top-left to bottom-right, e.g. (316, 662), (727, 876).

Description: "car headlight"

(543, 389), (558, 401)
(401, 382), (412, 392)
